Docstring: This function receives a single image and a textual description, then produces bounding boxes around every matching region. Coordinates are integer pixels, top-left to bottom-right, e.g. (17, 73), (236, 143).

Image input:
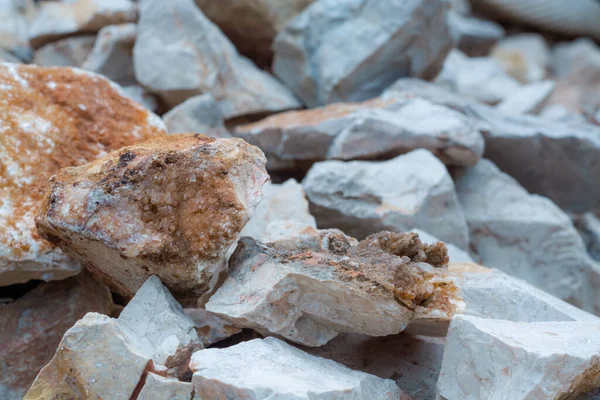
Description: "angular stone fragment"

(491, 33), (550, 83)
(36, 134), (268, 305)
(454, 159), (600, 314)
(207, 229), (461, 346)
(0, 273), (113, 400)
(163, 93), (229, 137)
(0, 63), (165, 287)
(183, 308), (241, 346)
(273, 0), (453, 107)
(448, 11), (505, 57)
(236, 95), (485, 171)
(81, 23), (136, 86)
(449, 263), (599, 322)
(411, 230), (473, 263)
(437, 315), (600, 400)
(137, 373), (194, 400)
(303, 150), (470, 248)
(33, 35), (96, 67)
(195, 0), (313, 68)
(574, 212), (600, 262)
(239, 179), (316, 242)
(0, 0), (31, 54)
(28, 0), (137, 48)
(436, 49), (521, 104)
(190, 337), (407, 399)
(134, 0), (300, 115)
(496, 80), (555, 115)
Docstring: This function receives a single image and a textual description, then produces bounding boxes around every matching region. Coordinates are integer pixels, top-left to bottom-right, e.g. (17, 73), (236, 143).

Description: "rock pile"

(2, 0), (600, 399)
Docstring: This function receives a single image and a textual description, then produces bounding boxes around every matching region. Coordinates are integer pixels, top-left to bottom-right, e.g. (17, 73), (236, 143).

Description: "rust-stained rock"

(0, 63), (165, 287)
(36, 134), (268, 305)
(183, 307), (242, 346)
(0, 273), (113, 400)
(207, 230), (462, 346)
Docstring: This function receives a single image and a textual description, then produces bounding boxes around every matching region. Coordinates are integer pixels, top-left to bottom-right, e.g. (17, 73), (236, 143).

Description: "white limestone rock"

(122, 85), (159, 112)
(496, 80), (555, 115)
(189, 337), (407, 399)
(454, 159), (600, 314)
(0, 0), (31, 55)
(448, 11), (505, 57)
(412, 230), (473, 263)
(28, 0), (137, 48)
(492, 33), (550, 83)
(574, 212), (600, 262)
(303, 150), (470, 248)
(134, 0), (300, 115)
(137, 373), (194, 400)
(183, 308), (241, 346)
(33, 35), (96, 67)
(273, 0), (453, 107)
(437, 315), (600, 400)
(163, 93), (229, 137)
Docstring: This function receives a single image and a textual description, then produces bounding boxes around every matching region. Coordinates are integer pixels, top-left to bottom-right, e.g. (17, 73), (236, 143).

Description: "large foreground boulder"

(0, 63), (165, 287)
(36, 134), (268, 305)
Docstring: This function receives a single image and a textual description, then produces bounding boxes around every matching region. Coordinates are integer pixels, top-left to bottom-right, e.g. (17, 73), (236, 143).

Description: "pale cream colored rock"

(35, 134), (268, 305)
(207, 230), (462, 346)
(496, 80), (555, 115)
(163, 93), (230, 137)
(492, 33), (550, 83)
(0, 0), (31, 54)
(137, 373), (194, 400)
(190, 337), (407, 399)
(437, 315), (600, 400)
(28, 0), (137, 48)
(33, 35), (96, 67)
(0, 63), (165, 287)
(183, 308), (241, 346)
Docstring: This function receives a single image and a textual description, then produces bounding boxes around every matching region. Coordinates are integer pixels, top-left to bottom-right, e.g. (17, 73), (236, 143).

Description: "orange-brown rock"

(0, 62), (165, 286)
(36, 134), (268, 306)
(0, 273), (113, 400)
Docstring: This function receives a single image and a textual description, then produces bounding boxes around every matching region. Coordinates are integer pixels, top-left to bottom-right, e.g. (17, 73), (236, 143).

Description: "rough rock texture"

(33, 35), (96, 67)
(163, 93), (229, 137)
(0, 63), (165, 287)
(236, 95), (485, 171)
(137, 373), (194, 400)
(0, 273), (113, 400)
(437, 315), (600, 400)
(134, 0), (300, 115)
(574, 213), (600, 262)
(118, 276), (203, 375)
(207, 229), (461, 346)
(411, 230), (473, 263)
(273, 0), (453, 107)
(190, 337), (407, 399)
(183, 308), (242, 346)
(448, 11), (505, 57)
(303, 150), (470, 248)
(449, 263), (599, 323)
(239, 179), (317, 242)
(195, 0), (313, 68)
(306, 333), (444, 400)
(454, 159), (600, 314)
(492, 33), (550, 83)
(36, 134), (268, 305)
(28, 0), (137, 48)
(81, 23), (136, 86)
(496, 80), (555, 115)
(436, 49), (521, 104)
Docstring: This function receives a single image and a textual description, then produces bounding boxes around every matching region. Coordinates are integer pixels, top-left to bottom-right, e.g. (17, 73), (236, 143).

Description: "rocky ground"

(2, 0), (600, 399)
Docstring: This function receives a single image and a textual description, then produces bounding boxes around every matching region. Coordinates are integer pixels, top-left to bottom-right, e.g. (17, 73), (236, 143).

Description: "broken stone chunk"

(491, 33), (550, 83)
(0, 63), (165, 287)
(28, 0), (138, 48)
(137, 373), (194, 400)
(183, 308), (241, 346)
(33, 35), (96, 67)
(495, 80), (555, 115)
(574, 212), (600, 262)
(163, 93), (229, 137)
(207, 230), (461, 346)
(122, 85), (159, 112)
(134, 0), (300, 115)
(0, 273), (113, 400)
(437, 315), (600, 400)
(35, 134), (268, 305)
(302, 150), (470, 249)
(189, 337), (407, 399)
(0, 0), (30, 55)
(448, 11), (505, 57)
(273, 0), (453, 107)
(411, 230), (473, 264)
(454, 159), (600, 315)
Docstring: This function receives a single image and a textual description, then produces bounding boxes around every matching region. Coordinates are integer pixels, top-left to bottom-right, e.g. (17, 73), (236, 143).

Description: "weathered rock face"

(207, 229), (462, 346)
(239, 179), (316, 242)
(0, 0), (31, 55)
(302, 150), (470, 248)
(437, 315), (600, 400)
(137, 373), (194, 400)
(235, 95), (485, 171)
(496, 80), (555, 115)
(449, 263), (599, 323)
(36, 134), (268, 305)
(28, 0), (138, 48)
(448, 11), (505, 57)
(33, 35), (96, 67)
(163, 93), (229, 137)
(0, 63), (165, 287)
(574, 212), (600, 262)
(454, 159), (600, 314)
(81, 23), (136, 86)
(411, 230), (473, 263)
(183, 308), (242, 346)
(273, 0), (453, 107)
(134, 0), (300, 115)
(491, 33), (550, 83)
(0, 273), (113, 400)
(195, 0), (313, 68)
(190, 337), (407, 399)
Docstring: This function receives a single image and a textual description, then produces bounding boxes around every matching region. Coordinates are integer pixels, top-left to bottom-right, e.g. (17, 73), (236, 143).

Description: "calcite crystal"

(0, 62), (165, 286)
(36, 134), (268, 305)
(207, 229), (462, 346)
